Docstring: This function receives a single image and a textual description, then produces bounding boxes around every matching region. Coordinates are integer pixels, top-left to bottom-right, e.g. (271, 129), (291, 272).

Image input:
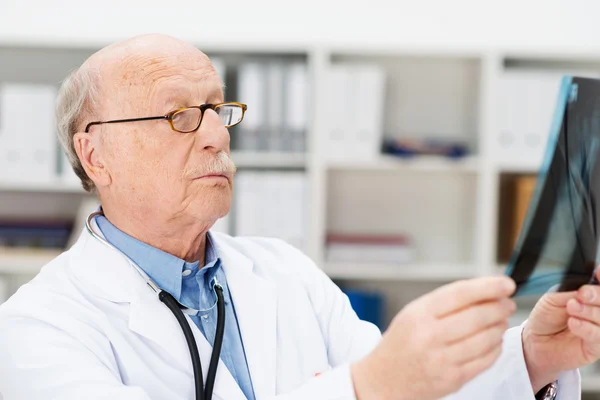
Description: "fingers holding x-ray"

(444, 322), (508, 366)
(423, 277), (516, 318)
(567, 285), (600, 334)
(567, 317), (600, 344)
(439, 299), (516, 344)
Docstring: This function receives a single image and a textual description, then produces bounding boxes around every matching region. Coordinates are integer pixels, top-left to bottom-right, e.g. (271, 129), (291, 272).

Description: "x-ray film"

(506, 76), (600, 296)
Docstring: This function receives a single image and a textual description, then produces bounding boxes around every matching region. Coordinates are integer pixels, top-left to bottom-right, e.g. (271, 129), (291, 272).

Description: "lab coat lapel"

(128, 288), (247, 400)
(217, 238), (278, 399)
(70, 226), (247, 400)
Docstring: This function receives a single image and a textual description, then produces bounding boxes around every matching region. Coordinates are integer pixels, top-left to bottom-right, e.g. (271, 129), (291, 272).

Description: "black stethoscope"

(85, 210), (224, 400)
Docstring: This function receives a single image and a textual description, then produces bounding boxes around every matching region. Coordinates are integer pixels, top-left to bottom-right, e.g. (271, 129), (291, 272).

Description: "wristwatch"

(535, 381), (558, 400)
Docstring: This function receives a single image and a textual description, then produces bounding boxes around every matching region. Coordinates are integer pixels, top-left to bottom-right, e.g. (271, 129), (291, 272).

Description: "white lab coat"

(0, 222), (581, 400)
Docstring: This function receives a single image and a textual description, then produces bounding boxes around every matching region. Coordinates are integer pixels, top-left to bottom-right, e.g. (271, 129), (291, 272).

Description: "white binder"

(237, 62), (266, 151)
(284, 62), (309, 152)
(0, 84), (58, 184)
(266, 62), (285, 151)
(325, 64), (386, 162)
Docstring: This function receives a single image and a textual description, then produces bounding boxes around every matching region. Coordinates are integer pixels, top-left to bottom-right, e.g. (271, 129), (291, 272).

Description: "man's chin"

(189, 199), (231, 222)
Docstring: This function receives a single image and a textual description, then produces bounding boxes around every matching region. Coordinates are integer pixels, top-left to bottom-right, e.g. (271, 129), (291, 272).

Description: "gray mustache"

(185, 151), (237, 178)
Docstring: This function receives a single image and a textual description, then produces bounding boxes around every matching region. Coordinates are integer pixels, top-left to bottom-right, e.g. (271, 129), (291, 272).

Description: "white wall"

(2, 0), (600, 49)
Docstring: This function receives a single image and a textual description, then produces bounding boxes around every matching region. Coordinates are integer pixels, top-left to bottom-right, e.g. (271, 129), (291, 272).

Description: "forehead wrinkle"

(148, 72), (224, 113)
(105, 48), (222, 117)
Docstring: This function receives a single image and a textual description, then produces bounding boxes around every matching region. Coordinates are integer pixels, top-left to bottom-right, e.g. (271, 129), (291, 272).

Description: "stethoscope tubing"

(86, 210), (225, 400)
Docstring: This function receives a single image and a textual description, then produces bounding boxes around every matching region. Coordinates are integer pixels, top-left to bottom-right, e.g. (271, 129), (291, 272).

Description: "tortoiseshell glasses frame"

(84, 102), (248, 133)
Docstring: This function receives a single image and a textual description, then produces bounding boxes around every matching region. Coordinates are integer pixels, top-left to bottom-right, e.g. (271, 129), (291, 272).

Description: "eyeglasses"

(84, 102), (248, 133)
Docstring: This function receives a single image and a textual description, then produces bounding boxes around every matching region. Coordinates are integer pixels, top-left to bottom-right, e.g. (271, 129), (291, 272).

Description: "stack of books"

(0, 219), (73, 249)
(326, 233), (415, 264)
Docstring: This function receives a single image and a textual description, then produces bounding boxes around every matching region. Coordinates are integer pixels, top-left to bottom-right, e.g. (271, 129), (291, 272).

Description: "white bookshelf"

(0, 42), (583, 285)
(2, 37), (600, 394)
(0, 43), (590, 280)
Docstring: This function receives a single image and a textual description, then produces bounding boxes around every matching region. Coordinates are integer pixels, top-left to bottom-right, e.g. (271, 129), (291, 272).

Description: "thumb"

(543, 291), (579, 308)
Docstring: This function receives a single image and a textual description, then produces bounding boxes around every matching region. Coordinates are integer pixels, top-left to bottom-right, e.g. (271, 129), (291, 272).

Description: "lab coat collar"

(68, 223), (273, 400)
(70, 221), (277, 400)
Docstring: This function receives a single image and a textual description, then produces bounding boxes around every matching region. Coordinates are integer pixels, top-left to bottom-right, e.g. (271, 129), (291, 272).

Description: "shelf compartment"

(0, 247), (62, 274)
(323, 262), (477, 282)
(326, 170), (477, 265)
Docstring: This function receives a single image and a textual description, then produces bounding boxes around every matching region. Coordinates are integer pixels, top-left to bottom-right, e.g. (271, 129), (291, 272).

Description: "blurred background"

(2, 0), (600, 396)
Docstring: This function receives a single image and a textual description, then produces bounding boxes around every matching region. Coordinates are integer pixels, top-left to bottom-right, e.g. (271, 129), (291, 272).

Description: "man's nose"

(194, 109), (230, 152)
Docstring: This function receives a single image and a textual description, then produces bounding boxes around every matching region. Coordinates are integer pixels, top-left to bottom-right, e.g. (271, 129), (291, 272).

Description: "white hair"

(55, 65), (101, 192)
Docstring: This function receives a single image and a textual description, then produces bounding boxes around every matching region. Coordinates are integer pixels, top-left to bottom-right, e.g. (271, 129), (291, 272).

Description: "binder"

(353, 65), (386, 162)
(497, 70), (600, 167)
(0, 84), (58, 183)
(284, 62), (309, 152)
(325, 65), (352, 162)
(237, 62), (266, 151)
(325, 65), (386, 162)
(266, 62), (285, 151)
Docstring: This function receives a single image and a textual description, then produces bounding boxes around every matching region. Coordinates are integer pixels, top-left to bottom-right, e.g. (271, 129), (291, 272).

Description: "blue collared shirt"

(96, 215), (255, 400)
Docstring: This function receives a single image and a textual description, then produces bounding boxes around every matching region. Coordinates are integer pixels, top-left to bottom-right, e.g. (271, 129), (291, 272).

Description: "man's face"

(99, 49), (236, 226)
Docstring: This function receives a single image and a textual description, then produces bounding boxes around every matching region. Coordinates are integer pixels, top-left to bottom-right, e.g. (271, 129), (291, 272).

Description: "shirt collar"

(95, 215), (220, 301)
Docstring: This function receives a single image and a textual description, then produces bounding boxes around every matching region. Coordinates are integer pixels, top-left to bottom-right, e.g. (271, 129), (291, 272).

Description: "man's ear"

(73, 131), (112, 188)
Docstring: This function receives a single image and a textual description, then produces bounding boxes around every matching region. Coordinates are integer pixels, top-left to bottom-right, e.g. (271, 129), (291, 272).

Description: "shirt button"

(182, 270), (192, 277)
(202, 315), (209, 320)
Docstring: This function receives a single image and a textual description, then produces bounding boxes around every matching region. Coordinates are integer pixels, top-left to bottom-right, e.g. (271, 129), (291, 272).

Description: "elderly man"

(0, 34), (599, 400)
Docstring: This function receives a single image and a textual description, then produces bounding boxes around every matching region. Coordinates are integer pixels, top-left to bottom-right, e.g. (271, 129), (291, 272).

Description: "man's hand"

(523, 268), (600, 393)
(351, 276), (517, 400)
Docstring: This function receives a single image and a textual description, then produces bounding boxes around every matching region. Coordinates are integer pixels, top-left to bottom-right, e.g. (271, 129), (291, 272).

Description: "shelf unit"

(2, 35), (600, 395)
